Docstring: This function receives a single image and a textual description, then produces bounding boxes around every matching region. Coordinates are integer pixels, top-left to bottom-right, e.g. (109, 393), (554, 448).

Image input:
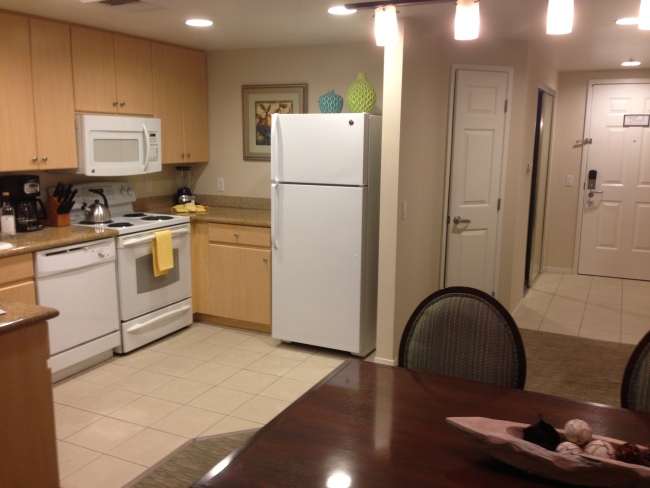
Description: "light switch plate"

(217, 178), (225, 192)
(566, 175), (574, 187)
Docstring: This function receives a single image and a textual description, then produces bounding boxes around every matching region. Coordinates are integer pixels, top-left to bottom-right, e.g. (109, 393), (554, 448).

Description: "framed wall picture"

(242, 84), (307, 161)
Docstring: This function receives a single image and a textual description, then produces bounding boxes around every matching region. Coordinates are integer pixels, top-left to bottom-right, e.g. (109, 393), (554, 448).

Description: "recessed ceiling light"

(622, 59), (641, 67)
(616, 17), (639, 25)
(186, 19), (213, 27)
(328, 6), (357, 15)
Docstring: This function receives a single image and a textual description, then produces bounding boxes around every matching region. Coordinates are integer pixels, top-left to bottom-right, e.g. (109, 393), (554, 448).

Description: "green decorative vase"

(346, 72), (376, 113)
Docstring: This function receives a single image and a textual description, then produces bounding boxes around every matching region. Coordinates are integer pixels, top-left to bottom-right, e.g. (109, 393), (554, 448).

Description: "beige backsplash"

(134, 194), (270, 211)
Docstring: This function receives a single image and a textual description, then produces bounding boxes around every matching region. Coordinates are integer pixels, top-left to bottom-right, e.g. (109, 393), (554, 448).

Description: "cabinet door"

(30, 18), (78, 170)
(115, 35), (154, 115)
(209, 244), (271, 325)
(71, 27), (117, 113)
(182, 49), (209, 162)
(0, 12), (37, 171)
(152, 43), (185, 163)
(191, 221), (211, 315)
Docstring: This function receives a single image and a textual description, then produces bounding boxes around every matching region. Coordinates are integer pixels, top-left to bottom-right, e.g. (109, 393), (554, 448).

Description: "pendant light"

(546, 0), (573, 35)
(455, 0), (480, 40)
(640, 0), (650, 30)
(375, 5), (398, 46)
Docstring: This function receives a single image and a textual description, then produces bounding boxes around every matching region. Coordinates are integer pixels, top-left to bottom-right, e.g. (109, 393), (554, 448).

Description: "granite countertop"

(0, 300), (59, 335)
(0, 226), (119, 259)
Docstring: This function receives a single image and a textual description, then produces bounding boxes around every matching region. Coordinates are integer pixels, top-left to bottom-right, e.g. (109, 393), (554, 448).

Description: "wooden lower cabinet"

(191, 222), (271, 333)
(0, 253), (36, 305)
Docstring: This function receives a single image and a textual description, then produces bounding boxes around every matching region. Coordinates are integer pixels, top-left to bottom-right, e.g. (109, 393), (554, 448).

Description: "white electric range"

(70, 182), (193, 353)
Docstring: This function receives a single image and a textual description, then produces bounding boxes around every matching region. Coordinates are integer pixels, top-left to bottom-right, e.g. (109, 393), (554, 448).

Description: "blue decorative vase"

(346, 72), (376, 113)
(318, 89), (344, 113)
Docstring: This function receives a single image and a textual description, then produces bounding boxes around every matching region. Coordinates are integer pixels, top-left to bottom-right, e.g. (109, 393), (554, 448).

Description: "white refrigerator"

(271, 113), (382, 356)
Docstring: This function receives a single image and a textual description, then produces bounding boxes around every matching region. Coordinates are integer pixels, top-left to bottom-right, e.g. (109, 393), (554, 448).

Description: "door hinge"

(504, 100), (508, 113)
(446, 215), (450, 224)
(497, 198), (501, 211)
(583, 137), (593, 145)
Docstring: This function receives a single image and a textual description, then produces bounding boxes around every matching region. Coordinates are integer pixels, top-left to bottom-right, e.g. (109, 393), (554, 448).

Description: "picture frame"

(242, 84), (308, 161)
(623, 114), (650, 127)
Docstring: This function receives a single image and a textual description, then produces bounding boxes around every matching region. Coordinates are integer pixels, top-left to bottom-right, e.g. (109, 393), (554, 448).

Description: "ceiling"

(0, 0), (647, 71)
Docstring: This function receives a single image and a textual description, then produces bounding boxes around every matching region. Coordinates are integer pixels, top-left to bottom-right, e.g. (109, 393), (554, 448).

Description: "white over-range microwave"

(63, 114), (162, 176)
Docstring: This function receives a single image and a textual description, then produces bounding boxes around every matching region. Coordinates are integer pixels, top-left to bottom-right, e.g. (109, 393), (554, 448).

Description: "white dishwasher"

(35, 238), (121, 382)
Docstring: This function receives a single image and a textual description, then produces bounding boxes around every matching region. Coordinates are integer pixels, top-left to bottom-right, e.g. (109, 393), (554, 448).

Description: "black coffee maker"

(0, 175), (46, 232)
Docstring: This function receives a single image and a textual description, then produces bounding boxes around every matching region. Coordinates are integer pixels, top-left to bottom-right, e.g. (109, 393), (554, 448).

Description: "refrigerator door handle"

(271, 113), (281, 182)
(271, 183), (279, 250)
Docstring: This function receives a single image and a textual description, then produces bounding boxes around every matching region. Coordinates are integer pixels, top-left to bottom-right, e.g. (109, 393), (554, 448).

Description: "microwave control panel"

(149, 132), (160, 162)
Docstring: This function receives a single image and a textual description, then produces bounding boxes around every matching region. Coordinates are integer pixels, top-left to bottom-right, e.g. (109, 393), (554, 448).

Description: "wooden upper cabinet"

(0, 12), (37, 171)
(152, 43), (208, 164)
(182, 49), (209, 163)
(71, 27), (153, 115)
(30, 18), (78, 170)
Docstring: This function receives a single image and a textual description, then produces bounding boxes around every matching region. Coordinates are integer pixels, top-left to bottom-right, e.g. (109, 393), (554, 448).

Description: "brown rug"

(521, 328), (635, 407)
(128, 429), (257, 488)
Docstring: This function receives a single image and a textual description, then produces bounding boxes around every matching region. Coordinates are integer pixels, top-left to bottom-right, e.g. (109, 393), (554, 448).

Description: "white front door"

(445, 68), (510, 295)
(578, 82), (650, 280)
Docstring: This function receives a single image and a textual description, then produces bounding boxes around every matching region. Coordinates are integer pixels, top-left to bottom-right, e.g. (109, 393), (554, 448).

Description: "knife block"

(42, 197), (71, 227)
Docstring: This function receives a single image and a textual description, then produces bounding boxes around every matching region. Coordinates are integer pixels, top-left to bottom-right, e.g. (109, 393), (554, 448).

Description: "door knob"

(453, 216), (470, 224)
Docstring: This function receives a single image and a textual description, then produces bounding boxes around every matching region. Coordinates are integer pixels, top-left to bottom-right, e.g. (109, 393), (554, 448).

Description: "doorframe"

(573, 78), (650, 274)
(440, 64), (514, 296)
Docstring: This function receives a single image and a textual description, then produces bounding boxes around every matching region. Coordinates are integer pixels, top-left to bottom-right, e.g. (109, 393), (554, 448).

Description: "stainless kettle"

(81, 188), (111, 223)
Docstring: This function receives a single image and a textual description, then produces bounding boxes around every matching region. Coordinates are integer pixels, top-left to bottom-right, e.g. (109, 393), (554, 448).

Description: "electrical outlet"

(217, 178), (225, 192)
(145, 180), (153, 193)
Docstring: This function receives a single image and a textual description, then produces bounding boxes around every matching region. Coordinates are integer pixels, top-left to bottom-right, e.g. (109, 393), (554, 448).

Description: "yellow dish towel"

(152, 230), (173, 277)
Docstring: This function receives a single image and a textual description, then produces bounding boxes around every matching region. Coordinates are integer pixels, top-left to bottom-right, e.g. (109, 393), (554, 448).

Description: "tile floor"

(514, 273), (650, 345)
(53, 323), (352, 488)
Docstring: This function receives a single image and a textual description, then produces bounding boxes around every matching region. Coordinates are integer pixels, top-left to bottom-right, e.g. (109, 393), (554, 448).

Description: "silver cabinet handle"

(31, 157), (38, 163)
(120, 101), (126, 107)
(263, 257), (268, 263)
(234, 232), (239, 237)
(453, 216), (470, 224)
(42, 156), (48, 162)
(187, 153), (191, 158)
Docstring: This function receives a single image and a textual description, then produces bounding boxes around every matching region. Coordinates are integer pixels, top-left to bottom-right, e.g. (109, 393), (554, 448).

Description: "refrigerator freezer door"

(272, 113), (369, 186)
(272, 183), (369, 354)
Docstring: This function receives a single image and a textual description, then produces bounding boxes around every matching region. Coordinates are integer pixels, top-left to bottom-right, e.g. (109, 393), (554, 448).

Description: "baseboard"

(371, 356), (397, 366)
(542, 266), (574, 274)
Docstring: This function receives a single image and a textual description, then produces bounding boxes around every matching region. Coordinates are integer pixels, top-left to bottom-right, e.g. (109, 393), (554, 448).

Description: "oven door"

(116, 223), (191, 320)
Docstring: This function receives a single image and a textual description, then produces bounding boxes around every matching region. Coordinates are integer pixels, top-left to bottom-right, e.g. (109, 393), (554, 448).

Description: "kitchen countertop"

(0, 300), (59, 336)
(147, 205), (271, 228)
(0, 226), (119, 259)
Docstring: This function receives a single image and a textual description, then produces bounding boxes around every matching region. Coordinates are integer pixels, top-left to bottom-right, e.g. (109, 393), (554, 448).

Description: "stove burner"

(141, 215), (174, 221)
(123, 213), (147, 218)
(107, 222), (134, 228)
(78, 220), (113, 225)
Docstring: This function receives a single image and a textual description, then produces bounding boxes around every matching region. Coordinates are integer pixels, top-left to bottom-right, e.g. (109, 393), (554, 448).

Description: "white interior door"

(578, 83), (650, 280)
(445, 68), (509, 295)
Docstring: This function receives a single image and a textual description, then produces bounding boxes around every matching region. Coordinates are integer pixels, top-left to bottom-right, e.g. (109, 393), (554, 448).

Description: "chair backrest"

(621, 330), (650, 413)
(398, 286), (526, 389)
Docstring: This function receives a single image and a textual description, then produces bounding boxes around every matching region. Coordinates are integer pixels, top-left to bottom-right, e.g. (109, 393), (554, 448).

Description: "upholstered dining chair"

(621, 330), (650, 413)
(398, 286), (527, 389)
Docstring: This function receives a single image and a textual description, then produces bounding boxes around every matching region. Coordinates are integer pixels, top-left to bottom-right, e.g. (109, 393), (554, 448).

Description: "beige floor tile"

(57, 440), (102, 480)
(110, 429), (188, 467)
(55, 406), (103, 439)
(259, 377), (314, 402)
(306, 353), (347, 368)
(544, 308), (584, 326)
(110, 349), (170, 370)
(622, 310), (650, 327)
(147, 336), (200, 354)
(519, 289), (553, 313)
(147, 377), (214, 404)
(109, 395), (181, 427)
(284, 361), (336, 383)
(555, 286), (590, 302)
(560, 274), (592, 286)
(591, 276), (623, 289)
(173, 341), (230, 361)
(145, 354), (204, 376)
(269, 345), (314, 361)
(587, 288), (622, 305)
(219, 369), (279, 394)
(583, 307), (621, 324)
(65, 417), (144, 453)
(547, 296), (587, 317)
(60, 454), (147, 488)
(188, 386), (254, 414)
(580, 317), (621, 332)
(210, 348), (265, 368)
(151, 405), (225, 438)
(109, 370), (175, 395)
(579, 328), (620, 342)
(515, 318), (541, 330)
(623, 279), (650, 290)
(202, 329), (256, 347)
(531, 275), (561, 294)
(513, 307), (544, 329)
(70, 387), (142, 416)
(246, 355), (301, 376)
(235, 335), (282, 354)
(230, 395), (290, 424)
(179, 323), (224, 340)
(53, 379), (104, 406)
(539, 322), (581, 336)
(199, 415), (264, 437)
(72, 363), (138, 386)
(181, 361), (240, 385)
(622, 331), (648, 345)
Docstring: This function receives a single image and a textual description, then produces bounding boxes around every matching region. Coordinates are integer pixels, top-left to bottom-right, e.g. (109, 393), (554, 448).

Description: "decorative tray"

(446, 417), (650, 487)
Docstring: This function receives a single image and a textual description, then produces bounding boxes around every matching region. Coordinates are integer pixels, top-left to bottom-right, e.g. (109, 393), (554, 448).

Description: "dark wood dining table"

(193, 359), (650, 487)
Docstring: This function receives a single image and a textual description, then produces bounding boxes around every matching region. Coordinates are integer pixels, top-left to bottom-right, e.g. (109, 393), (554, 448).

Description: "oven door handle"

(119, 227), (189, 248)
(125, 305), (192, 334)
